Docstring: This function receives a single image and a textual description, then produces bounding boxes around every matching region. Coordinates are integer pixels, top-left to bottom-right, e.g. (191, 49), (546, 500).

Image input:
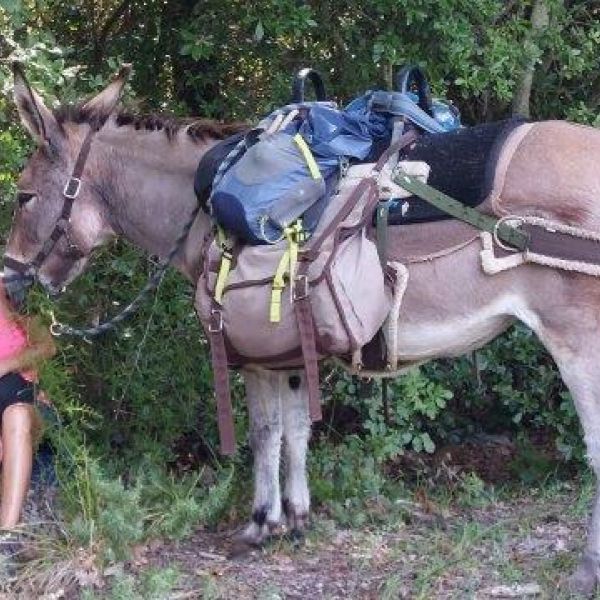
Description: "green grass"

(9, 470), (598, 598)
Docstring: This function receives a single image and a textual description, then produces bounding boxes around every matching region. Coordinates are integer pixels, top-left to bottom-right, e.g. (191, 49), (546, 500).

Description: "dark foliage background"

(0, 0), (598, 558)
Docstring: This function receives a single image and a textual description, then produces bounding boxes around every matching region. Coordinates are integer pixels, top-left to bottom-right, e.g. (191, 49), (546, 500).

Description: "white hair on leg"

(281, 370), (312, 536)
(534, 328), (600, 597)
(237, 367), (284, 547)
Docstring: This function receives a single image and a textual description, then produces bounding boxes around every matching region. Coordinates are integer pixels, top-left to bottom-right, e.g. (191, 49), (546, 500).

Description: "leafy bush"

(310, 324), (583, 519)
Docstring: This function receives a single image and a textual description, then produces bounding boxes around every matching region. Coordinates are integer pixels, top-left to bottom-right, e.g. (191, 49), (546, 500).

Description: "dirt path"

(127, 480), (591, 599)
(2, 438), (592, 599)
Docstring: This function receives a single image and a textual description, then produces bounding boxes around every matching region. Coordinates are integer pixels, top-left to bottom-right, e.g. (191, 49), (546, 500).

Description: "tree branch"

(512, 0), (549, 118)
(92, 0), (131, 70)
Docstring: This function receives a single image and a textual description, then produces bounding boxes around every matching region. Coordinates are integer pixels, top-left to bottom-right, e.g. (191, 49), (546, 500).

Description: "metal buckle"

(63, 177), (82, 199)
(493, 215), (525, 252)
(209, 308), (223, 333)
(293, 274), (309, 301)
(50, 312), (64, 337)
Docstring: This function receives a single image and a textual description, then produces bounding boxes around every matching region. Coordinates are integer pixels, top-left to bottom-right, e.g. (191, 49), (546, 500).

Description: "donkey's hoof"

(229, 518), (285, 558)
(283, 509), (309, 550)
(239, 526), (267, 545)
(289, 527), (305, 542)
(282, 499), (309, 535)
(287, 527), (306, 550)
(564, 563), (598, 598)
(228, 529), (263, 559)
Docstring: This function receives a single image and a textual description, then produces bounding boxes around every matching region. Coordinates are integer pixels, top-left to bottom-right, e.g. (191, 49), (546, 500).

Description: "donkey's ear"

(82, 63), (132, 121)
(12, 61), (60, 146)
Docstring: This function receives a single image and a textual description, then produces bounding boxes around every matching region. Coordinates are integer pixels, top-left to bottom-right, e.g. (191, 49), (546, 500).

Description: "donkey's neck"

(94, 122), (216, 280)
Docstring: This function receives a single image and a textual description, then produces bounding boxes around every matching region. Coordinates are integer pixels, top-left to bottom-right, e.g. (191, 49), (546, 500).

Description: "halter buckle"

(63, 177), (82, 199)
(49, 312), (63, 337)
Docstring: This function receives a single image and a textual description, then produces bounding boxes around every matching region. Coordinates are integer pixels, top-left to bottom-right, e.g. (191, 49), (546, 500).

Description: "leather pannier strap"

(374, 129), (419, 172)
(208, 300), (236, 456)
(373, 130), (419, 267)
(293, 265), (322, 421)
(293, 168), (384, 424)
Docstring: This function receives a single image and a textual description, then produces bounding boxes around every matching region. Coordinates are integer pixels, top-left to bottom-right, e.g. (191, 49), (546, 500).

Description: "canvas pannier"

(196, 173), (389, 365)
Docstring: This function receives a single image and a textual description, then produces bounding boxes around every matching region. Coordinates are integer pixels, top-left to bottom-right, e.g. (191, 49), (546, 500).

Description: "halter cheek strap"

(3, 128), (95, 279)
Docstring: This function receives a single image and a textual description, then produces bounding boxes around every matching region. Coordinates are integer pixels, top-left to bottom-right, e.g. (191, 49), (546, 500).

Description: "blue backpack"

(209, 92), (460, 244)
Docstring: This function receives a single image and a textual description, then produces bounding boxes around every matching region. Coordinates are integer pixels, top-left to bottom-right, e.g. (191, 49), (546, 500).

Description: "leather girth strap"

(373, 129), (419, 267)
(292, 176), (381, 424)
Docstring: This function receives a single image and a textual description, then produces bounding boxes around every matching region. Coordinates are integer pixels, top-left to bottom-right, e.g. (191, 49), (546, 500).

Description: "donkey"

(7, 65), (600, 596)
(6, 65), (314, 548)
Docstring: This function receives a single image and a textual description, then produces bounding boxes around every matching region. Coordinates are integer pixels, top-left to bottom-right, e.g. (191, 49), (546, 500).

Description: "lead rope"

(112, 273), (165, 419)
(50, 202), (202, 339)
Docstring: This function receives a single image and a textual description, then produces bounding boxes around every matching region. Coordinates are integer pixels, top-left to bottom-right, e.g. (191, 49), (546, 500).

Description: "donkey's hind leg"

(539, 327), (600, 596)
(281, 371), (311, 538)
(237, 367), (283, 547)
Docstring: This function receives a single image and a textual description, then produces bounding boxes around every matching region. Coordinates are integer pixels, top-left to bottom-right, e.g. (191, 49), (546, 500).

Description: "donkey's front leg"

(281, 371), (312, 538)
(238, 367), (283, 547)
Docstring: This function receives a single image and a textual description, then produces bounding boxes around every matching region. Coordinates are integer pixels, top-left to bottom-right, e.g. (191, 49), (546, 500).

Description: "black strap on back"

(395, 65), (433, 116)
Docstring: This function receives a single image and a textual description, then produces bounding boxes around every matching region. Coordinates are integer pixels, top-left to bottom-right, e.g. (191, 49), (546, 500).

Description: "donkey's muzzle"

(2, 267), (34, 311)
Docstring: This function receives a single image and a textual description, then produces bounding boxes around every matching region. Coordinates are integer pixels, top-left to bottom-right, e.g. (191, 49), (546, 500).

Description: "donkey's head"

(4, 63), (132, 305)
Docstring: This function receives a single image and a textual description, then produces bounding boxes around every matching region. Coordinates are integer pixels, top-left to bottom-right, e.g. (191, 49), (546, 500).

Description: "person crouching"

(0, 280), (55, 530)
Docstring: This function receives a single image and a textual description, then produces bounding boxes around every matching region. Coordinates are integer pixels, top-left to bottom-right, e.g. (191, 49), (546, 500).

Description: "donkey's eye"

(16, 191), (37, 207)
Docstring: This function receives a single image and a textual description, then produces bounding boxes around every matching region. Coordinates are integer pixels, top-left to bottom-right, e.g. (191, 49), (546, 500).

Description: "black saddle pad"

(389, 118), (526, 225)
(194, 131), (246, 211)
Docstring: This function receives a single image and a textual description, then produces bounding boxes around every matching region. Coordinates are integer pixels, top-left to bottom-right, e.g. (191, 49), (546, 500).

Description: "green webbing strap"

(393, 170), (530, 251)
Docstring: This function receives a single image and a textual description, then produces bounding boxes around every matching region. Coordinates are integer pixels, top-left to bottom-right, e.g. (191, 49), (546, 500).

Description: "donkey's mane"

(53, 103), (247, 142)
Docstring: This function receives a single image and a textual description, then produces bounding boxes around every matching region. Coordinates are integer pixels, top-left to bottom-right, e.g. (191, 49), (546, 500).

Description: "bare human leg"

(0, 403), (34, 529)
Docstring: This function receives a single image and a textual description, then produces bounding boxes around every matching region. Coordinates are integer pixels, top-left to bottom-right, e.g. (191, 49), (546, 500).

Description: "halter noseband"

(3, 128), (95, 282)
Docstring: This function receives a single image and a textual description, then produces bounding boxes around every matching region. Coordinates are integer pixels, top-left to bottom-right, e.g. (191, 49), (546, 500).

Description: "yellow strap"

(214, 226), (233, 305)
(293, 133), (321, 180)
(287, 221), (302, 280)
(269, 220), (304, 323)
(216, 225), (228, 247)
(214, 251), (232, 305)
(270, 249), (290, 323)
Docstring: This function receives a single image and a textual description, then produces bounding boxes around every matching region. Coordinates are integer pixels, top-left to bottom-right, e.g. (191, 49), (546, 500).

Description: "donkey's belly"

(393, 239), (536, 361)
(396, 306), (514, 360)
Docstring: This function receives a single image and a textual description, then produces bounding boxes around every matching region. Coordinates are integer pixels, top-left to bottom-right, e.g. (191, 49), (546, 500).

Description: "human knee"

(2, 403), (34, 437)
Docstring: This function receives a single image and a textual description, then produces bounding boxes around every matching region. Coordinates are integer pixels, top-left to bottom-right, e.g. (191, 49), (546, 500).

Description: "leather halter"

(4, 128), (94, 281)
